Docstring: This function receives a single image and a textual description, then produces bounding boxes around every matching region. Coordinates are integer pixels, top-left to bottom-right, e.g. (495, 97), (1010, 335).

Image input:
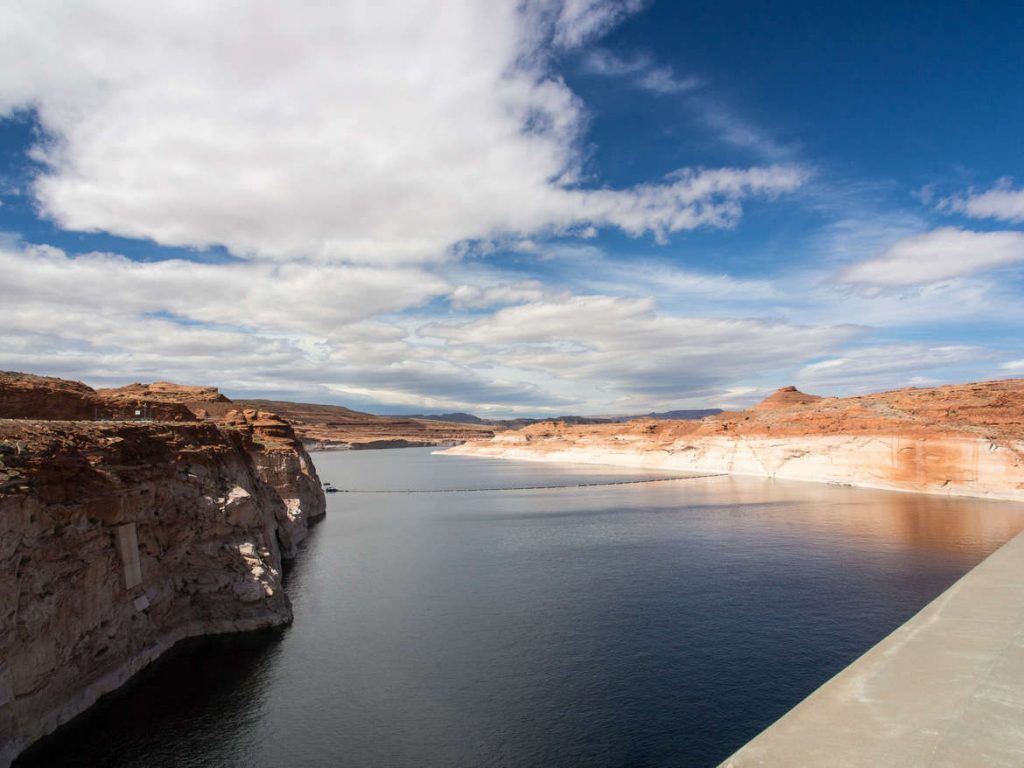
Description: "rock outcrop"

(95, 382), (225, 422)
(0, 372), (99, 421)
(445, 379), (1024, 501)
(0, 374), (326, 766)
(220, 409), (326, 557)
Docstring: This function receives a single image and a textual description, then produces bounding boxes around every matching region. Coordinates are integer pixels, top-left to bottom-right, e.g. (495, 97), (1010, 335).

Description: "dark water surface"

(18, 448), (1024, 767)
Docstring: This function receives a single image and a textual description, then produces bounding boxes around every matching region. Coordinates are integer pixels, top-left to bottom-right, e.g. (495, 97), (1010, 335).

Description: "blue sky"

(1, 0), (1023, 415)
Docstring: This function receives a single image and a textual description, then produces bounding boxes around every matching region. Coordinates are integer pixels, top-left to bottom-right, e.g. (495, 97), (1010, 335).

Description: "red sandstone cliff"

(446, 379), (1024, 501)
(0, 374), (326, 765)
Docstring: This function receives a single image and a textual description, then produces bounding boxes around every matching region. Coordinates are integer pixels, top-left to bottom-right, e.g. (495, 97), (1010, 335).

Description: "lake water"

(17, 447), (1024, 767)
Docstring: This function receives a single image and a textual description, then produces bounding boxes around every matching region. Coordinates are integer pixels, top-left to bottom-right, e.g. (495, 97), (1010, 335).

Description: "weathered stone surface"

(446, 379), (1024, 501)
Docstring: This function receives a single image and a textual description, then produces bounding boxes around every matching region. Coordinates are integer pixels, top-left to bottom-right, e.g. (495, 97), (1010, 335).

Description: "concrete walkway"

(722, 528), (1024, 767)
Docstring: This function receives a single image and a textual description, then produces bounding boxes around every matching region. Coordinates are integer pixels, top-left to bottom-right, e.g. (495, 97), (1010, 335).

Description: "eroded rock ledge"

(445, 379), (1024, 501)
(0, 374), (326, 765)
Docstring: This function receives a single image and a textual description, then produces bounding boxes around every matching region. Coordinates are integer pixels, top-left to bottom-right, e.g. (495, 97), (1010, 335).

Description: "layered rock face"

(446, 379), (1024, 501)
(220, 409), (326, 557)
(0, 375), (326, 765)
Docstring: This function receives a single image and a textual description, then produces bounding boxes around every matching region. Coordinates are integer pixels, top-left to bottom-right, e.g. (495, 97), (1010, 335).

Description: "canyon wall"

(0, 375), (326, 765)
(445, 380), (1024, 502)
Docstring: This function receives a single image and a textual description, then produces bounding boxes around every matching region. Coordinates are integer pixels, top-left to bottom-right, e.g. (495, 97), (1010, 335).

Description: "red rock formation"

(97, 381), (229, 405)
(751, 385), (822, 410)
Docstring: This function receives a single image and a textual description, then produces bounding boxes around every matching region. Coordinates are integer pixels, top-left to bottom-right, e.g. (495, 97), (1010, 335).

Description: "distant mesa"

(752, 385), (823, 411)
(97, 381), (230, 404)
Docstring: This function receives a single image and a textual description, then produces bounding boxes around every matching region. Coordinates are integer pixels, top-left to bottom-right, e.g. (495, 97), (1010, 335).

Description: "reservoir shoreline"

(443, 379), (1024, 503)
(441, 436), (1024, 501)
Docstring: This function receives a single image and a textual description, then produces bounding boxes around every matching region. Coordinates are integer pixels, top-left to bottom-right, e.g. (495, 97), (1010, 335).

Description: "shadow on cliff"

(14, 514), (330, 768)
(13, 628), (287, 768)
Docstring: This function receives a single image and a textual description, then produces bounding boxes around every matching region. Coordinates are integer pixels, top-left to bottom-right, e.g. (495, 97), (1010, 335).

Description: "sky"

(1, 0), (1023, 416)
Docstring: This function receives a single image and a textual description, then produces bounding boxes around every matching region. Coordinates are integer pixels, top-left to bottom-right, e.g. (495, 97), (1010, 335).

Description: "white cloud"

(548, 0), (648, 49)
(1002, 359), (1024, 372)
(692, 98), (792, 160)
(560, 165), (808, 242)
(583, 49), (700, 94)
(940, 180), (1024, 223)
(0, 243), (563, 413)
(841, 227), (1024, 286)
(0, 1), (801, 265)
(555, 254), (778, 303)
(449, 281), (547, 310)
(0, 245), (446, 335)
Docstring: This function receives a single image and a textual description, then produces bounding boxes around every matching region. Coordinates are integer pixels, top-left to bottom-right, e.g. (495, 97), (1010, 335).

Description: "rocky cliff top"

(220, 408), (303, 451)
(0, 418), (245, 506)
(0, 373), (208, 422)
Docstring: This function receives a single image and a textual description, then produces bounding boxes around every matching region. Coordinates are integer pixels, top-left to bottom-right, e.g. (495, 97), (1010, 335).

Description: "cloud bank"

(0, 0), (802, 264)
